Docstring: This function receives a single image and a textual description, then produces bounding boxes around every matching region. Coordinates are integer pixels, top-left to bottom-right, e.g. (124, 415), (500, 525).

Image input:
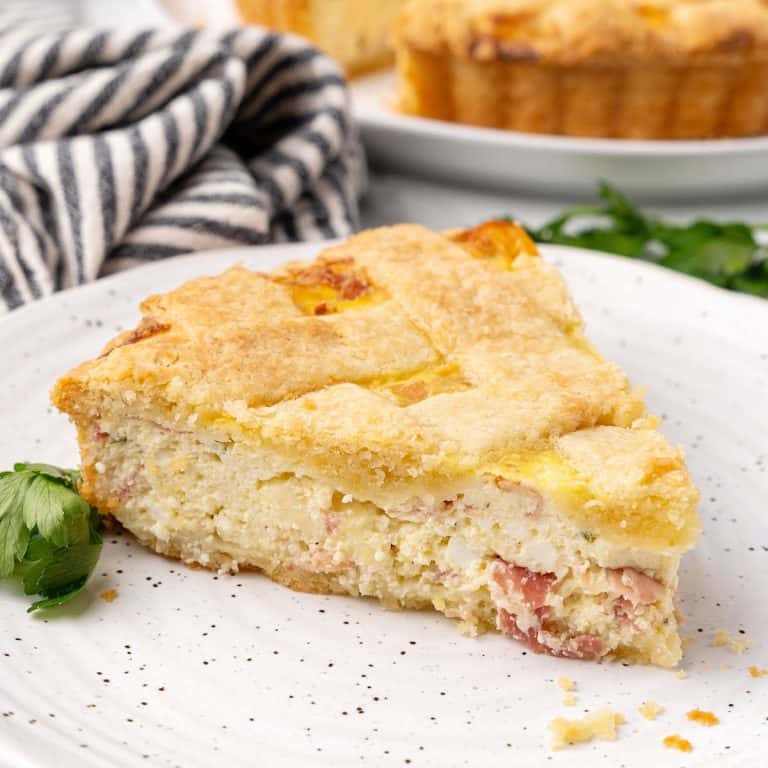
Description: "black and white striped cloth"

(0, 16), (364, 311)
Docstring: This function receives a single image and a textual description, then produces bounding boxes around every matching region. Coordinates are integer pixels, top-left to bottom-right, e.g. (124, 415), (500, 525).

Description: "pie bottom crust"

(396, 44), (768, 139)
(131, 527), (354, 598)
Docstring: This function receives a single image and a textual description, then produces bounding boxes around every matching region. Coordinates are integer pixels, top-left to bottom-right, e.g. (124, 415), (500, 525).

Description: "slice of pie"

(52, 221), (700, 666)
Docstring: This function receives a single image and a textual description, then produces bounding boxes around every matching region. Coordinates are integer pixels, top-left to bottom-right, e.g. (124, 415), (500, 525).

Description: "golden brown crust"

(52, 221), (699, 551)
(555, 426), (700, 549)
(397, 0), (768, 64)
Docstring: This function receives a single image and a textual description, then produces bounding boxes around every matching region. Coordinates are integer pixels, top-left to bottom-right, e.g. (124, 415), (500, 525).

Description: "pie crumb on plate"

(713, 627), (752, 654)
(638, 700), (664, 720)
(662, 734), (693, 752)
(549, 709), (624, 749)
(687, 708), (720, 727)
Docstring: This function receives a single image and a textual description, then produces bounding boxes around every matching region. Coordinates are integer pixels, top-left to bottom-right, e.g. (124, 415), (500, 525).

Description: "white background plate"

(351, 70), (768, 200)
(1, 242), (767, 767)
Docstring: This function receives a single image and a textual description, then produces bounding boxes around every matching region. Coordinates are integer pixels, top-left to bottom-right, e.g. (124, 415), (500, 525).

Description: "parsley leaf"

(0, 472), (33, 576)
(0, 464), (102, 611)
(525, 183), (768, 297)
(22, 474), (92, 547)
(16, 463), (81, 488)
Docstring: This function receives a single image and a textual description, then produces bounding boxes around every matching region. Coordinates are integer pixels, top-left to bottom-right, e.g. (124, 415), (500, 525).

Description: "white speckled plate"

(350, 70), (768, 200)
(1, 242), (767, 768)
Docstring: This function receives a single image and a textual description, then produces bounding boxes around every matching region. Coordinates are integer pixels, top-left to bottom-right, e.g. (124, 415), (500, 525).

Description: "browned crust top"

(397, 0), (768, 64)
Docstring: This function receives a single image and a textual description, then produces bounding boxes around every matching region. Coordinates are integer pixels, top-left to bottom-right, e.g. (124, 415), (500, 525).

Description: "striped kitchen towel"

(0, 18), (364, 311)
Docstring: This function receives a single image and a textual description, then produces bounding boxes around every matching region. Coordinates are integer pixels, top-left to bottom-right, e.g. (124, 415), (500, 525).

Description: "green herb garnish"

(0, 463), (102, 612)
(524, 183), (768, 297)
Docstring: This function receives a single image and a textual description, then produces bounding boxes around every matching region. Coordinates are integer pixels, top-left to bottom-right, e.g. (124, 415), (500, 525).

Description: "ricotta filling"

(81, 417), (682, 666)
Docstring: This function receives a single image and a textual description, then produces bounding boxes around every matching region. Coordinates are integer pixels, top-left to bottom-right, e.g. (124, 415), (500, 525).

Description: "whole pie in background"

(395, 0), (768, 139)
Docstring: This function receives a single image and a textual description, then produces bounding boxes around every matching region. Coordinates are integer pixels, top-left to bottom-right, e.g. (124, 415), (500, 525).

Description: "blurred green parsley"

(524, 183), (768, 297)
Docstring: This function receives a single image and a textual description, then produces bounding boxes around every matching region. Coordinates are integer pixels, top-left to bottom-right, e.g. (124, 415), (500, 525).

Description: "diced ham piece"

(498, 610), (604, 660)
(325, 510), (340, 535)
(613, 595), (648, 631)
(498, 609), (553, 654)
(613, 596), (635, 623)
(571, 634), (605, 659)
(492, 560), (555, 610)
(608, 567), (664, 605)
(115, 465), (142, 501)
(494, 478), (543, 517)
